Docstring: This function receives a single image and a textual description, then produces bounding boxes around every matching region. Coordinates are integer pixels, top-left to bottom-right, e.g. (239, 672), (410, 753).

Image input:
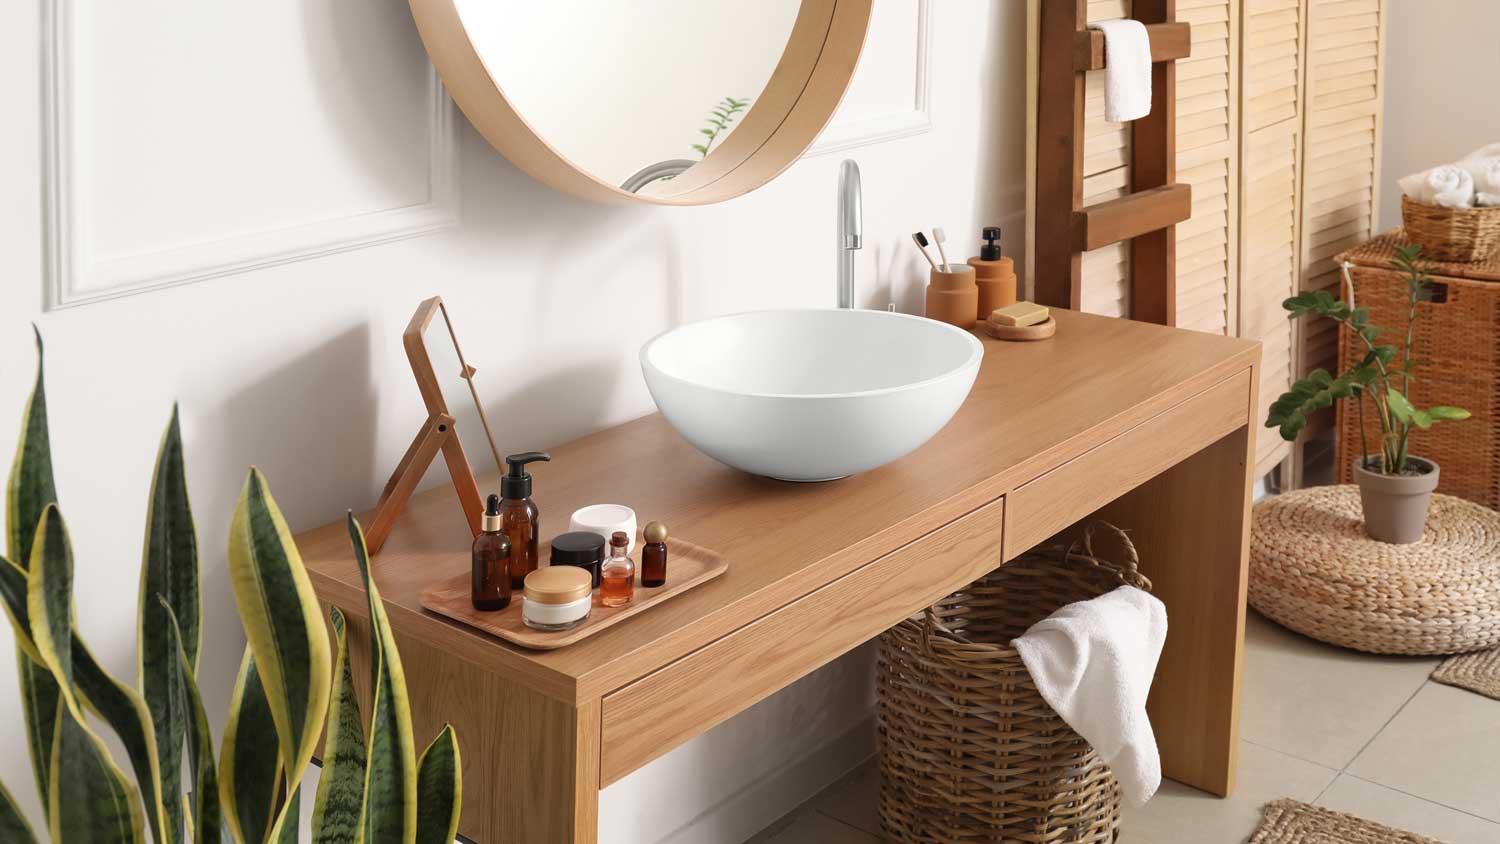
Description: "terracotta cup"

(925, 264), (979, 328)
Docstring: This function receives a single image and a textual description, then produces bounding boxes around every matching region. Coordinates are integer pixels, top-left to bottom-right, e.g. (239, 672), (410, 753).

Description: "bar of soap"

(990, 301), (1050, 327)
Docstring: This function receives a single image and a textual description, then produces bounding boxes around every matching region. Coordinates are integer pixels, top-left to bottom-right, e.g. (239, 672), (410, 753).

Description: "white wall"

(0, 1), (1026, 840)
(1379, 0), (1500, 232)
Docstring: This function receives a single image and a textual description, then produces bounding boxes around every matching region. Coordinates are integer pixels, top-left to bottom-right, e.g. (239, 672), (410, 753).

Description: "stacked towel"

(1088, 20), (1152, 123)
(1012, 585), (1167, 806)
(1462, 149), (1500, 208)
(1400, 142), (1500, 208)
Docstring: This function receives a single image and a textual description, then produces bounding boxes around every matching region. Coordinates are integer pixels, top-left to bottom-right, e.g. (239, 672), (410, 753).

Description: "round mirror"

(409, 0), (872, 205)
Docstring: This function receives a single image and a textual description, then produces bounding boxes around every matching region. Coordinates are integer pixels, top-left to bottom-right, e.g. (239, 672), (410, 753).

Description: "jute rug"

(1431, 647), (1500, 700)
(1250, 800), (1446, 843)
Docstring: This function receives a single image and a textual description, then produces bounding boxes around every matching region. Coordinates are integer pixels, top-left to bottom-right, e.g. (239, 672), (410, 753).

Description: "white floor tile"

(1317, 775), (1500, 844)
(1239, 610), (1438, 769)
(1117, 740), (1337, 844)
(1348, 682), (1500, 823)
(806, 760), (881, 837)
(763, 811), (884, 844)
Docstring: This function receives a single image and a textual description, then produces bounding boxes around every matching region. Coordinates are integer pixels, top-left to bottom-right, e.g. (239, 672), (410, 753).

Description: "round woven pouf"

(1250, 485), (1500, 655)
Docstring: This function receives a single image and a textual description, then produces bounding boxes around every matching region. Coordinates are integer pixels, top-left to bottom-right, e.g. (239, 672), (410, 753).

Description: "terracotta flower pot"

(1352, 455), (1440, 544)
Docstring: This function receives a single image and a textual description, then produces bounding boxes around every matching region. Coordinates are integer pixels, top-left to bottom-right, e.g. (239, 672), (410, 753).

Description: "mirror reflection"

(456, 0), (803, 191)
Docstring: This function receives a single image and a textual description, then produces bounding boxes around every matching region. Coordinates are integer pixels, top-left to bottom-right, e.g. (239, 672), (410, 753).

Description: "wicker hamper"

(876, 523), (1149, 844)
(1334, 233), (1500, 509)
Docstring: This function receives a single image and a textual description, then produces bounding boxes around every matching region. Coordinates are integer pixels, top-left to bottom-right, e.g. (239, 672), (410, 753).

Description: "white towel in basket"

(1012, 585), (1168, 806)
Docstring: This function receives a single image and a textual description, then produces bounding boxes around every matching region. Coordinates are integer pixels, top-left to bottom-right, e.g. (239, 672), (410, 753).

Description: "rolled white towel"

(1400, 165), (1476, 208)
(1479, 193), (1500, 208)
(1463, 156), (1500, 196)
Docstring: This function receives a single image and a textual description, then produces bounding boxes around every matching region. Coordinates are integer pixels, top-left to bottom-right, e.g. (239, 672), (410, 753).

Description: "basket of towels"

(1400, 143), (1500, 261)
(876, 522), (1166, 844)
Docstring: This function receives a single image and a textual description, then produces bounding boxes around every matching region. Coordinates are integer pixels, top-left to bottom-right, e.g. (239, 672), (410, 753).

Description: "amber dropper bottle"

(471, 494), (513, 611)
(500, 451), (550, 589)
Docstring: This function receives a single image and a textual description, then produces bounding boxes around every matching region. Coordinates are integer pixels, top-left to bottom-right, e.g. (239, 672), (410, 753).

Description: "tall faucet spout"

(837, 159), (862, 309)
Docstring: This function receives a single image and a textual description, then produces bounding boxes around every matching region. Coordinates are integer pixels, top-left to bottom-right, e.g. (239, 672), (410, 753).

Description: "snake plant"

(0, 330), (462, 843)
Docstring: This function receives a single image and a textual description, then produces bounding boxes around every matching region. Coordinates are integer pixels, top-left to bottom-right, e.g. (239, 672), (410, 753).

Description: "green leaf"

(49, 701), (146, 844)
(311, 607), (367, 844)
(1265, 370), (1358, 441)
(277, 788), (300, 844)
(8, 327), (57, 568)
(0, 777), (39, 844)
(27, 506), (75, 696)
(138, 406), (199, 844)
(1428, 406), (1472, 421)
(349, 514), (417, 844)
(414, 726), (461, 844)
(227, 467), (331, 837)
(1387, 388), (1418, 425)
(6, 328), (62, 802)
(74, 642), (170, 844)
(161, 598), (220, 844)
(220, 647), (283, 844)
(0, 554), (39, 661)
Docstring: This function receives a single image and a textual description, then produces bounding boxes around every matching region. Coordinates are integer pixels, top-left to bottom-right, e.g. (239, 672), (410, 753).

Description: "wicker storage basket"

(1334, 233), (1500, 510)
(1401, 195), (1500, 262)
(876, 523), (1149, 844)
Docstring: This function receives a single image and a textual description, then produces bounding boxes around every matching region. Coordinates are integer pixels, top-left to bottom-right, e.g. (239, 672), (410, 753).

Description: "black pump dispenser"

(501, 451), (550, 499)
(980, 226), (1003, 261)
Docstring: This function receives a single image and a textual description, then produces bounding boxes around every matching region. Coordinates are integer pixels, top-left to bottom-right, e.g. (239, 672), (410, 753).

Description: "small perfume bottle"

(641, 521), (668, 588)
(599, 531), (635, 608)
(471, 494), (513, 611)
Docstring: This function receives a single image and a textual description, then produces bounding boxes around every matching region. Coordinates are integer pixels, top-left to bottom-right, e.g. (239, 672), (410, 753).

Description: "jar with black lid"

(550, 531), (606, 588)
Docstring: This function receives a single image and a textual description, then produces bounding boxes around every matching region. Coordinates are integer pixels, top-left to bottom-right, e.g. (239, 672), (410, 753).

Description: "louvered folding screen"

(1239, 0), (1304, 476)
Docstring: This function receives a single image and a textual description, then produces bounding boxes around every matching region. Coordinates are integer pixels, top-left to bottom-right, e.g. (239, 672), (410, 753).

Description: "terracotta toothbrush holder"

(925, 264), (979, 329)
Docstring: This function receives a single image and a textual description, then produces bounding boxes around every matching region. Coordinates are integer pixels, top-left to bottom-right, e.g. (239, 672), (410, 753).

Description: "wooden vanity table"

(296, 309), (1260, 843)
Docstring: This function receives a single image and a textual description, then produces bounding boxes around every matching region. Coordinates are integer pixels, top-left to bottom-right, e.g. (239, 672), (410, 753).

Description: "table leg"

(1094, 422), (1254, 797)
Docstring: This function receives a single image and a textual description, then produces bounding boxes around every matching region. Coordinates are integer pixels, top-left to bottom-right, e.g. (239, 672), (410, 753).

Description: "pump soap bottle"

(501, 451), (551, 589)
(471, 494), (513, 611)
(968, 226), (1017, 319)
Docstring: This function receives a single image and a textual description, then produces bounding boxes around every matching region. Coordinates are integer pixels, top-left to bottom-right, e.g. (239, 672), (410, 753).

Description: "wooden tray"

(420, 536), (726, 649)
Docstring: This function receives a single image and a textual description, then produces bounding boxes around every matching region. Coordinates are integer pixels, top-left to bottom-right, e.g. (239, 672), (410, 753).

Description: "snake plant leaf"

(349, 513), (418, 844)
(220, 647), (284, 844)
(74, 640), (170, 844)
(276, 787), (301, 844)
(0, 777), (39, 844)
(0, 554), (40, 660)
(139, 406), (199, 844)
(27, 505), (75, 698)
(7, 328), (62, 802)
(227, 468), (331, 813)
(414, 725), (462, 844)
(50, 700), (147, 844)
(8, 326), (56, 568)
(161, 598), (220, 844)
(311, 606), (367, 844)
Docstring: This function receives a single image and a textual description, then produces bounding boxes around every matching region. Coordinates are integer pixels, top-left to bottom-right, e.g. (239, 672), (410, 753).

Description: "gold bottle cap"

(643, 521), (668, 544)
(524, 566), (592, 604)
(482, 513), (503, 532)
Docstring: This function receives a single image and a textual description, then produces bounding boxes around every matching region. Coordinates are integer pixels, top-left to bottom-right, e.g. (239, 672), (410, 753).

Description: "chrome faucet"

(837, 159), (862, 309)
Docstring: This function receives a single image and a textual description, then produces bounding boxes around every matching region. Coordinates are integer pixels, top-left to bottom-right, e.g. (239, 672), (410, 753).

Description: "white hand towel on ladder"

(1012, 585), (1168, 806)
(1089, 19), (1153, 123)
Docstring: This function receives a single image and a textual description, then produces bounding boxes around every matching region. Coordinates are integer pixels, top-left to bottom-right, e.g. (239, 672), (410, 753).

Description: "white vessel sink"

(640, 309), (984, 481)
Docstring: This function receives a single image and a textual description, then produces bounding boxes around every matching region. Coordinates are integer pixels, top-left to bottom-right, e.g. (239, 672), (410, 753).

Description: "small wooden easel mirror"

(366, 296), (503, 554)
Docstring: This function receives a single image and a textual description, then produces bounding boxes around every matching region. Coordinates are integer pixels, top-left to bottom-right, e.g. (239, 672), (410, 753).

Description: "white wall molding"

(806, 0), (933, 156)
(41, 3), (459, 310)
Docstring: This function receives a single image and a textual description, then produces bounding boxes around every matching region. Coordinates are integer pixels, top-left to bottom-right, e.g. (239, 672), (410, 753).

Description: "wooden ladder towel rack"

(1034, 1), (1191, 326)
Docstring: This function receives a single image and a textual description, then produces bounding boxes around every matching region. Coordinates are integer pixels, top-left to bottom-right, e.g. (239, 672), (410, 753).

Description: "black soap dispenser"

(500, 451), (551, 588)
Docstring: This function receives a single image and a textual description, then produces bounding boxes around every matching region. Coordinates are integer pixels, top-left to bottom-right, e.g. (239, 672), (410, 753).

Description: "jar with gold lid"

(522, 566), (593, 631)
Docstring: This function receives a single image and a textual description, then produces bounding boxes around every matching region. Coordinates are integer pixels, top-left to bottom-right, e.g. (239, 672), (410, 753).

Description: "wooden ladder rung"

(1073, 22), (1192, 72)
(1071, 183), (1192, 252)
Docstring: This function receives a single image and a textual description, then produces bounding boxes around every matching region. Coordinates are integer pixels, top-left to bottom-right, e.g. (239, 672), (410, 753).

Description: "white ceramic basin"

(640, 309), (984, 481)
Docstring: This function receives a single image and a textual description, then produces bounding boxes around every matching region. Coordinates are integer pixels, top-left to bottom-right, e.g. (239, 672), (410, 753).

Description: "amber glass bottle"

(471, 495), (513, 611)
(500, 451), (550, 588)
(641, 521), (669, 588)
(599, 531), (635, 608)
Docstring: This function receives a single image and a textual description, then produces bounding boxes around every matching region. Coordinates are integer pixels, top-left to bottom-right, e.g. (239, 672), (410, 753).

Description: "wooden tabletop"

(297, 309), (1260, 703)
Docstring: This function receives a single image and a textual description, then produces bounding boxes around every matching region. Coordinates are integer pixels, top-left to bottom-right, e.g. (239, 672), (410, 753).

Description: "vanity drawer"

(1003, 368), (1253, 558)
(598, 495), (1006, 786)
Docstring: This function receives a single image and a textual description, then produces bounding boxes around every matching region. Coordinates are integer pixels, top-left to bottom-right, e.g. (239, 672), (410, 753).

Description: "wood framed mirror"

(408, 0), (873, 205)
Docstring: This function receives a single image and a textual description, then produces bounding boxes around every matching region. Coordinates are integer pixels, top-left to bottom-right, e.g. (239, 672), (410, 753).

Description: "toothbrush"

(932, 227), (951, 269)
(911, 232), (939, 271)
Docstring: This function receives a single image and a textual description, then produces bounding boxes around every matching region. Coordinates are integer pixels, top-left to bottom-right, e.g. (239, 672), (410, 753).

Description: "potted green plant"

(0, 332), (461, 844)
(1266, 245), (1470, 544)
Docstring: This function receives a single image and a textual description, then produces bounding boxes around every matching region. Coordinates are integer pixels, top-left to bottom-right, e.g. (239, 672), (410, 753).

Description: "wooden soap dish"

(983, 316), (1056, 342)
(421, 535), (727, 650)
